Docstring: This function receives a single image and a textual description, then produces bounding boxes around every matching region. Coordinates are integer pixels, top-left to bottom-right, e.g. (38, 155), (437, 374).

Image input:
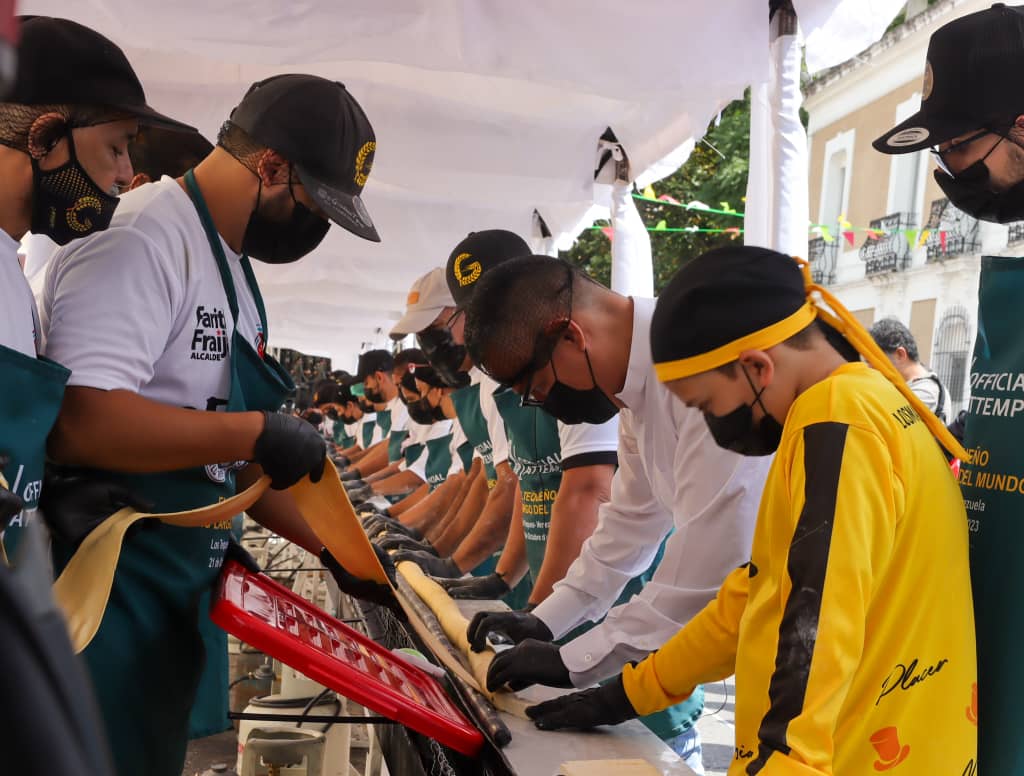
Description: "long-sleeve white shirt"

(532, 297), (771, 687)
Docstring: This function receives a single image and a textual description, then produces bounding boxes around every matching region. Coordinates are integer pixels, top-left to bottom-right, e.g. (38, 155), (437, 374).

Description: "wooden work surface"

(451, 598), (699, 776)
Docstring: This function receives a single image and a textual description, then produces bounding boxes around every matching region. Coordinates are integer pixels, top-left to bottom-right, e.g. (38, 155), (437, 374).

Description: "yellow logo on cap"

(922, 61), (934, 101)
(354, 141), (376, 187)
(453, 252), (482, 287)
(407, 290), (420, 305)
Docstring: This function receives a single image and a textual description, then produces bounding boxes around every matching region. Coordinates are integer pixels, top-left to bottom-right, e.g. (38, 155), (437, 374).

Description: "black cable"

(701, 679), (731, 717)
(296, 688), (333, 729)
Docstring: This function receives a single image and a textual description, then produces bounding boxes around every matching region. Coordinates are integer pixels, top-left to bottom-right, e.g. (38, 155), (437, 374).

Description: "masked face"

(406, 396), (437, 425)
(417, 325), (471, 388)
(358, 398), (375, 413)
(531, 348), (618, 425)
(325, 407), (339, 421)
(31, 131), (120, 245)
(362, 374), (386, 404)
(242, 177), (330, 263)
(702, 365), (782, 456)
(932, 129), (1024, 223)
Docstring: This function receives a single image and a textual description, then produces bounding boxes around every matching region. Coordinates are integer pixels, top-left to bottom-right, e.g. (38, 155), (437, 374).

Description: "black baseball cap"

(10, 16), (194, 133)
(874, 3), (1024, 154)
(228, 74), (379, 241)
(355, 349), (395, 381)
(445, 229), (531, 306)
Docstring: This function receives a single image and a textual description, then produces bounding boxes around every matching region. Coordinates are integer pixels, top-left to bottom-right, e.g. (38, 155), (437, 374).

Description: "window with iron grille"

(925, 198), (980, 262)
(1009, 221), (1024, 247)
(859, 212), (916, 276)
(932, 305), (972, 415)
(808, 237), (838, 285)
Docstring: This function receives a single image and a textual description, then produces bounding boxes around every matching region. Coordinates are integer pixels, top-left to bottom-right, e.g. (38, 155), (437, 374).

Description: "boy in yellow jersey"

(523, 246), (977, 775)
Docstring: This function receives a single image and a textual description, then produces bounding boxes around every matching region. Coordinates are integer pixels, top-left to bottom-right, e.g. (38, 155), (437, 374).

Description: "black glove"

(253, 411), (327, 490)
(0, 483), (24, 530)
(486, 638), (572, 691)
(369, 517), (421, 541)
(38, 469), (155, 548)
(223, 539), (261, 574)
(391, 548), (461, 579)
(347, 484), (373, 504)
(439, 572), (510, 600)
(376, 533), (437, 556)
(526, 675), (638, 731)
(332, 454), (351, 469)
(340, 469), (362, 482)
(321, 545), (401, 615)
(343, 477), (366, 490)
(467, 609), (553, 652)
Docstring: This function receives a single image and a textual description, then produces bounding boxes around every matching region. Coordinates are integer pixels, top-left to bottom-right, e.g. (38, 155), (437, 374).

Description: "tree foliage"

(564, 92), (752, 294)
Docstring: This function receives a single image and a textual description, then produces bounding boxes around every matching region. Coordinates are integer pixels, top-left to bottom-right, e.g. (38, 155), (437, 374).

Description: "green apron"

(959, 255), (1024, 773)
(0, 346), (70, 558)
(52, 170), (294, 776)
(456, 440), (474, 472)
(388, 428), (409, 464)
(376, 408), (392, 439)
(332, 421), (355, 449)
(450, 383), (502, 577)
(361, 414), (377, 449)
(423, 433), (454, 492)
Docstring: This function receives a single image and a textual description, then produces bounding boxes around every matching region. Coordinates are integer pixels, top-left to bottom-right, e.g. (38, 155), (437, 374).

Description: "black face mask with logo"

(537, 349), (619, 425)
(934, 131), (1024, 223)
(703, 366), (782, 457)
(417, 327), (472, 389)
(31, 132), (119, 245)
(243, 178), (330, 264)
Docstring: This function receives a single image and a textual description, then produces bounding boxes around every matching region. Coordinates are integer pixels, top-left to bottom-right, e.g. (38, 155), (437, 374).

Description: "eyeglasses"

(931, 129), (1003, 177)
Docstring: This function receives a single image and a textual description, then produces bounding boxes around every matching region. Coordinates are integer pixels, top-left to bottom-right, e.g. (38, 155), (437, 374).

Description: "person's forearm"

(365, 461), (401, 484)
(351, 441), (388, 477)
(529, 464), (614, 605)
(494, 491), (529, 587)
(433, 465), (488, 553)
(388, 483), (429, 515)
(450, 463), (517, 573)
(398, 472), (462, 528)
(238, 465), (323, 555)
(48, 386), (263, 472)
(425, 462), (478, 539)
(371, 470), (423, 496)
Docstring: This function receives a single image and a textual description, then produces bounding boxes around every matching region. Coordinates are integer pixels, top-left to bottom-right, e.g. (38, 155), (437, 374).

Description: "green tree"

(564, 92), (751, 293)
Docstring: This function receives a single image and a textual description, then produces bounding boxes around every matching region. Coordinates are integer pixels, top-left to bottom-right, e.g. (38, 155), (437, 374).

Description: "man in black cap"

(874, 6), (1024, 769)
(39, 73), (380, 775)
(521, 246), (975, 775)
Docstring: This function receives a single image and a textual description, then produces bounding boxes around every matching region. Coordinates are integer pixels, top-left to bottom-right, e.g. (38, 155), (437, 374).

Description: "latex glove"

(467, 609), (553, 652)
(391, 548), (460, 579)
(332, 454), (351, 469)
(486, 638), (572, 691)
(376, 533), (436, 556)
(223, 539), (261, 574)
(321, 544), (401, 615)
(253, 411), (326, 490)
(526, 675), (638, 731)
(340, 469), (362, 482)
(372, 517), (422, 541)
(343, 478), (366, 491)
(38, 468), (155, 548)
(438, 572), (509, 601)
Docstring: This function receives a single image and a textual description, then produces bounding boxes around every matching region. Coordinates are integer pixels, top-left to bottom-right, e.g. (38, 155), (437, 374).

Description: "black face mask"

(934, 163), (1024, 224)
(325, 407), (339, 421)
(703, 366), (782, 457)
(417, 326), (471, 388)
(363, 387), (386, 404)
(407, 397), (437, 425)
(358, 399), (375, 413)
(242, 178), (330, 264)
(31, 132), (119, 245)
(537, 349), (619, 425)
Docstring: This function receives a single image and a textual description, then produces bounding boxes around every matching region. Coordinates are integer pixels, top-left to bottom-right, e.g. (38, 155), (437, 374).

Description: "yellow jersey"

(623, 362), (977, 775)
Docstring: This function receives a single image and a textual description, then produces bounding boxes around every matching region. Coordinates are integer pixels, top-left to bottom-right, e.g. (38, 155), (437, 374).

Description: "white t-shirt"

(385, 394), (409, 435)
(558, 417), (620, 466)
(1, 230), (38, 357)
(358, 413), (381, 447)
(475, 371), (510, 467)
(42, 177), (263, 416)
(401, 418), (454, 481)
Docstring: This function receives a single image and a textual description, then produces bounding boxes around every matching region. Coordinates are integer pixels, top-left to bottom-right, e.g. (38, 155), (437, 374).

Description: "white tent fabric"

(21, 0), (902, 367)
(610, 180), (655, 298)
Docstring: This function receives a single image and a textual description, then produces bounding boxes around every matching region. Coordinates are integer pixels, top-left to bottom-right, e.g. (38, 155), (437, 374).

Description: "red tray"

(211, 560), (484, 756)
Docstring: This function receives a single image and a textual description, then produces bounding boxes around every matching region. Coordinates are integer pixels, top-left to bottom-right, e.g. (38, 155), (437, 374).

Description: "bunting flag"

(654, 220), (668, 231)
(642, 184), (656, 199)
(719, 201), (736, 213)
(600, 226), (614, 241)
(940, 231), (948, 251)
(838, 213), (853, 231)
(820, 226), (835, 244)
(725, 227), (741, 240)
(917, 229), (931, 248)
(687, 200), (711, 211)
(658, 194), (681, 205)
(843, 231), (855, 248)
(905, 230), (918, 249)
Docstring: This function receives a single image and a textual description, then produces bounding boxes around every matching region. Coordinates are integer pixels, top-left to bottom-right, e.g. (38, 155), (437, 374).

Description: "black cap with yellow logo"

(228, 73), (379, 241)
(445, 229), (531, 306)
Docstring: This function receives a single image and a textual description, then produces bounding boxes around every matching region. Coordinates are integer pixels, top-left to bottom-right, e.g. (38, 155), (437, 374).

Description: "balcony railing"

(1009, 221), (1024, 247)
(925, 198), (980, 262)
(808, 236), (838, 285)
(859, 212), (916, 276)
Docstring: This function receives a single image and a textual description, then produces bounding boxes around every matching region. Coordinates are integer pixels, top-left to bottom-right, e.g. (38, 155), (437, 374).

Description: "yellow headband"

(653, 257), (971, 463)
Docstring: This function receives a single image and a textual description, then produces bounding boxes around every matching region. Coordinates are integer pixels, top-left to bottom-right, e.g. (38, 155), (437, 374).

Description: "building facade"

(803, 0), (1022, 416)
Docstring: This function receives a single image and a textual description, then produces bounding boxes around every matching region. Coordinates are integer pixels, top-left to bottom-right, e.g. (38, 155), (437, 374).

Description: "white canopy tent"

(22, 0), (904, 367)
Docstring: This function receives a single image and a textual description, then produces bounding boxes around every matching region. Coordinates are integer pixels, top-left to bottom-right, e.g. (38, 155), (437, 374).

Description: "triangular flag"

(917, 229), (931, 248)
(642, 184), (656, 199)
(725, 227), (742, 240)
(687, 200), (711, 211)
(720, 202), (736, 213)
(838, 213), (853, 231)
(843, 231), (855, 247)
(821, 226), (835, 243)
(600, 226), (614, 241)
(658, 194), (681, 205)
(654, 220), (667, 231)
(906, 230), (918, 249)
(940, 231), (948, 250)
